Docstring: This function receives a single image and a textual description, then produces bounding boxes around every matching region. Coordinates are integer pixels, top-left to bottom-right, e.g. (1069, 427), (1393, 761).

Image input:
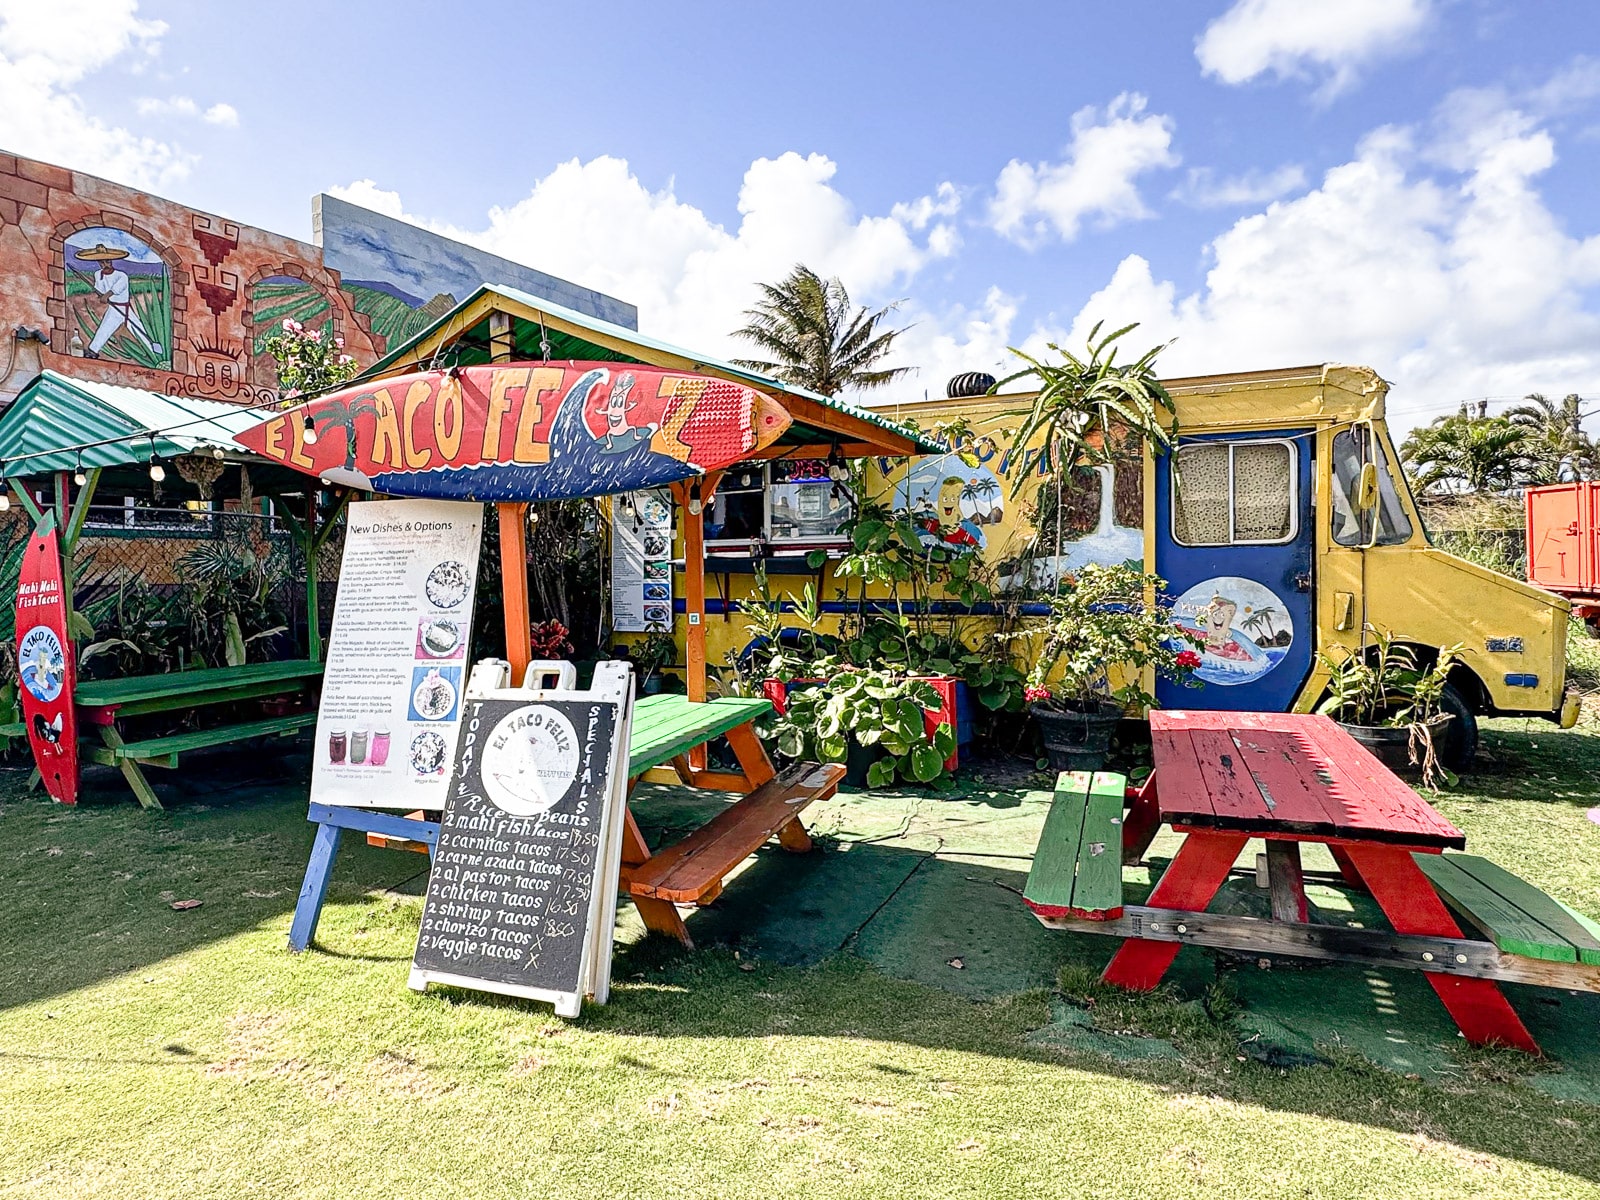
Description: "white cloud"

(1053, 99), (1600, 433)
(133, 96), (238, 126)
(327, 178), (406, 218)
(334, 152), (961, 358)
(0, 0), (198, 188)
(988, 93), (1178, 247)
(1196, 0), (1434, 98)
(1172, 163), (1307, 207)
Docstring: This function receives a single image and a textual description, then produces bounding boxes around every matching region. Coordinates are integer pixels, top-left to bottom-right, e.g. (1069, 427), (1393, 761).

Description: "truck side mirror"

(1356, 462), (1380, 512)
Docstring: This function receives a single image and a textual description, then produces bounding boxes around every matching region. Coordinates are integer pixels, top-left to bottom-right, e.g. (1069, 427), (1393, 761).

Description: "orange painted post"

(498, 502), (532, 682)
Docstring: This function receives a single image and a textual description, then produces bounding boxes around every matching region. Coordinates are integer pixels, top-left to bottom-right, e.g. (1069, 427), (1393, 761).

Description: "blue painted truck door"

(1154, 433), (1314, 712)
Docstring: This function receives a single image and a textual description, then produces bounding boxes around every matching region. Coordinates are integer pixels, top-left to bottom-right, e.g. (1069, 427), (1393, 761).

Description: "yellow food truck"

(662, 362), (1577, 763)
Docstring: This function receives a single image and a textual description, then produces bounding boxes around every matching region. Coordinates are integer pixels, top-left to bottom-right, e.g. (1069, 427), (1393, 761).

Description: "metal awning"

(0, 370), (264, 477)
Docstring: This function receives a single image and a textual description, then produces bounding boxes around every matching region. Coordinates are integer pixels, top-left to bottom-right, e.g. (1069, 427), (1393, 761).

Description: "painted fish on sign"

(16, 513), (79, 805)
(235, 363), (793, 502)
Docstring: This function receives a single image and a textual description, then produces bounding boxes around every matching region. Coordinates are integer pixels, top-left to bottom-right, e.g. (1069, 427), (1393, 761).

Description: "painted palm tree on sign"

(732, 265), (911, 397)
(314, 393), (380, 471)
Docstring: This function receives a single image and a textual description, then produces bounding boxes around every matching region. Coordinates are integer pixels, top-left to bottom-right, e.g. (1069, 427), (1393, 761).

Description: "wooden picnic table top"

(1149, 710), (1465, 849)
(628, 693), (771, 778)
(76, 660), (324, 710)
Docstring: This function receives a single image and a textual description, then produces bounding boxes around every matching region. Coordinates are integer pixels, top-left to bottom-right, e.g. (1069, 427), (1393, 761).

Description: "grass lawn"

(3, 716), (1600, 1199)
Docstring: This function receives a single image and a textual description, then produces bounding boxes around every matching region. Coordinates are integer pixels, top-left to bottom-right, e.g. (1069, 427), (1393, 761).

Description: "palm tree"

(732, 265), (910, 396)
(1506, 392), (1595, 480)
(1400, 411), (1540, 495)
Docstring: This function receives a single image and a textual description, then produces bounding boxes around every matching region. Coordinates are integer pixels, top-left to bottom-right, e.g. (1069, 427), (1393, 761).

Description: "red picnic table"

(1108, 710), (1538, 1053)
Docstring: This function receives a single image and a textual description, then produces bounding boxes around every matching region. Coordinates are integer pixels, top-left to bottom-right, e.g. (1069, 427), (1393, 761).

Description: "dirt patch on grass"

(367, 1049), (456, 1099)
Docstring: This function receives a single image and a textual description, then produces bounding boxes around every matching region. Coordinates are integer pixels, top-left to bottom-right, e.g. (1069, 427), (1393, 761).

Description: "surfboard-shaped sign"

(16, 512), (78, 805)
(235, 363), (793, 502)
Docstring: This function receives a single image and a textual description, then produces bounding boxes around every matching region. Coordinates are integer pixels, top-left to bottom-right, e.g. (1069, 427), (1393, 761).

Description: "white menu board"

(610, 488), (673, 633)
(313, 498), (483, 809)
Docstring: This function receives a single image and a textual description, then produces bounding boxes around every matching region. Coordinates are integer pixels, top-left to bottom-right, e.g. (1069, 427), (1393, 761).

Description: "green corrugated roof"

(0, 370), (263, 477)
(361, 283), (946, 455)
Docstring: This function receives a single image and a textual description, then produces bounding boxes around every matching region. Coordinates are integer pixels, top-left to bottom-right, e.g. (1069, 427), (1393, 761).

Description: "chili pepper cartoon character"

(594, 372), (659, 454)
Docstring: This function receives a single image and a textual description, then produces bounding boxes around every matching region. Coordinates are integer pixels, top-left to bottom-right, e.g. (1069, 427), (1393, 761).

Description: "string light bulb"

(688, 481), (703, 516)
(212, 446), (225, 460)
(147, 437), (165, 483)
(0, 463), (9, 512)
(73, 451), (86, 487)
(302, 414), (318, 446)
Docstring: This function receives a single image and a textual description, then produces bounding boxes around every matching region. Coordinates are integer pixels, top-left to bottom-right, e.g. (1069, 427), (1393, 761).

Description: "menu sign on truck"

(409, 661), (633, 1016)
(313, 498), (482, 809)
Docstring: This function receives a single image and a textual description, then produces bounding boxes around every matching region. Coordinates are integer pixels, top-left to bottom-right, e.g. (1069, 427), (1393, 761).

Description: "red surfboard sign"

(235, 362), (794, 503)
(16, 512), (78, 805)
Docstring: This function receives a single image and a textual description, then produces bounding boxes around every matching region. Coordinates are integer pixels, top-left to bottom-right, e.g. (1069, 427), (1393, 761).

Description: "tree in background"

(1401, 409), (1542, 495)
(1506, 392), (1595, 481)
(732, 265), (910, 396)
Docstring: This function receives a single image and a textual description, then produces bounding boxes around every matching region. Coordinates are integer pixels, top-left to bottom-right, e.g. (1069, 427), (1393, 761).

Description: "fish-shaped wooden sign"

(235, 363), (793, 502)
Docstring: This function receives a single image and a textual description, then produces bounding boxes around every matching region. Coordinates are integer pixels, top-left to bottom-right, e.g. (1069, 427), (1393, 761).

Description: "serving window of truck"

(705, 459), (856, 560)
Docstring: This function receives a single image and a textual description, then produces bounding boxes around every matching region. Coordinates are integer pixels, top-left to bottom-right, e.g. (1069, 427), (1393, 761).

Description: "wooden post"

(486, 311), (531, 682)
(500, 502), (532, 682)
(673, 471), (722, 707)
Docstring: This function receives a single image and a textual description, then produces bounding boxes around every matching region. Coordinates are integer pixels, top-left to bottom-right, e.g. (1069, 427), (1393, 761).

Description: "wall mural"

(63, 228), (171, 369)
(0, 151), (634, 408)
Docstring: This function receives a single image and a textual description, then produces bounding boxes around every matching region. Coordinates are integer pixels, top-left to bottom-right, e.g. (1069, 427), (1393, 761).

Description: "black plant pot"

(1336, 713), (1454, 776)
(844, 736), (884, 788)
(1032, 701), (1123, 772)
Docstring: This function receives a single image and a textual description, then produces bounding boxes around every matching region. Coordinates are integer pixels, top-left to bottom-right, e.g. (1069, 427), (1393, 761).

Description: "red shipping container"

(1526, 482), (1600, 597)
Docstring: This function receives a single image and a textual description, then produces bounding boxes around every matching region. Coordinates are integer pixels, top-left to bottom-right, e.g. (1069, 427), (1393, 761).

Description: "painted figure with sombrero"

(73, 242), (165, 361)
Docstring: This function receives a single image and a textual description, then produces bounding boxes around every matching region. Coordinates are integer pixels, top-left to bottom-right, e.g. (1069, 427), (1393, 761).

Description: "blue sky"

(7, 0), (1600, 427)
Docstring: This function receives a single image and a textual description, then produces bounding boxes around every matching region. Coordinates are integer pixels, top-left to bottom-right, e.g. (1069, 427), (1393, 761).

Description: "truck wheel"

(1436, 682), (1478, 772)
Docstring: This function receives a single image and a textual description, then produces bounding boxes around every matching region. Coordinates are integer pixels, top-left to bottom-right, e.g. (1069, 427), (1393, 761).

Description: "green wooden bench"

(1023, 771), (1128, 921)
(77, 660), (324, 809)
(1413, 852), (1600, 968)
(86, 712), (317, 769)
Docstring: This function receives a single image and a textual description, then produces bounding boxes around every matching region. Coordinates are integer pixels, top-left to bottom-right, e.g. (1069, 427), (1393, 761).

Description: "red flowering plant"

(1015, 561), (1201, 714)
(528, 619), (573, 660)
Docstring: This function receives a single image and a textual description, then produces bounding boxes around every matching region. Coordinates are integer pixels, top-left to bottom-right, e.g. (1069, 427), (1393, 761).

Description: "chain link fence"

(0, 502), (340, 677)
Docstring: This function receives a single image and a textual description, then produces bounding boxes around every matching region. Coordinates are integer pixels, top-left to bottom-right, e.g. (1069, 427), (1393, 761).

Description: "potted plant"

(1316, 628), (1461, 785)
(626, 628), (678, 695)
(1021, 562), (1201, 770)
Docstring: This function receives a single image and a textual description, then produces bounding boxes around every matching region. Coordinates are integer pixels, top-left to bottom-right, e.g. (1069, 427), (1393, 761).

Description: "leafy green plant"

(1315, 628), (1460, 728)
(262, 318), (360, 400)
(772, 668), (957, 788)
(1316, 628), (1462, 788)
(1019, 562), (1199, 712)
(998, 321), (1177, 499)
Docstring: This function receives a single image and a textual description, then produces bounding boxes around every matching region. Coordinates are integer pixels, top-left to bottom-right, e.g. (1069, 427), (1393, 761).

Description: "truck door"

(1154, 432), (1314, 711)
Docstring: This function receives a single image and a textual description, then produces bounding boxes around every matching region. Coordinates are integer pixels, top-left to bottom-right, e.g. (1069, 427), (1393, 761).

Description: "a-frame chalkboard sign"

(408, 659), (634, 1016)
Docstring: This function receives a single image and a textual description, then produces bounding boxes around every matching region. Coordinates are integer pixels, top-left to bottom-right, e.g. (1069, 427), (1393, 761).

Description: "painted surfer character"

(75, 244), (164, 361)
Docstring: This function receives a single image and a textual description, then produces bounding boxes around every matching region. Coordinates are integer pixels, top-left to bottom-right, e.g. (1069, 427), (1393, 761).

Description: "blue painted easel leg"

(288, 822), (343, 952)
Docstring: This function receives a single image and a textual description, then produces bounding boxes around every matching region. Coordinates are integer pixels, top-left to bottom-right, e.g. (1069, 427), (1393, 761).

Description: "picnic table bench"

(78, 660), (323, 809)
(289, 691), (844, 952)
(1024, 711), (1600, 1055)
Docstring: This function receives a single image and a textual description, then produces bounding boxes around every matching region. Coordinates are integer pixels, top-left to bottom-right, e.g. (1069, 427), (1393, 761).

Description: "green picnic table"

(291, 691), (846, 952)
(78, 660), (323, 809)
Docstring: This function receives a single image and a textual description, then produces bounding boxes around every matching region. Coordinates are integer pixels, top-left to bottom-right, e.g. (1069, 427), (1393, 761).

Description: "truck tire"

(1436, 682), (1478, 772)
